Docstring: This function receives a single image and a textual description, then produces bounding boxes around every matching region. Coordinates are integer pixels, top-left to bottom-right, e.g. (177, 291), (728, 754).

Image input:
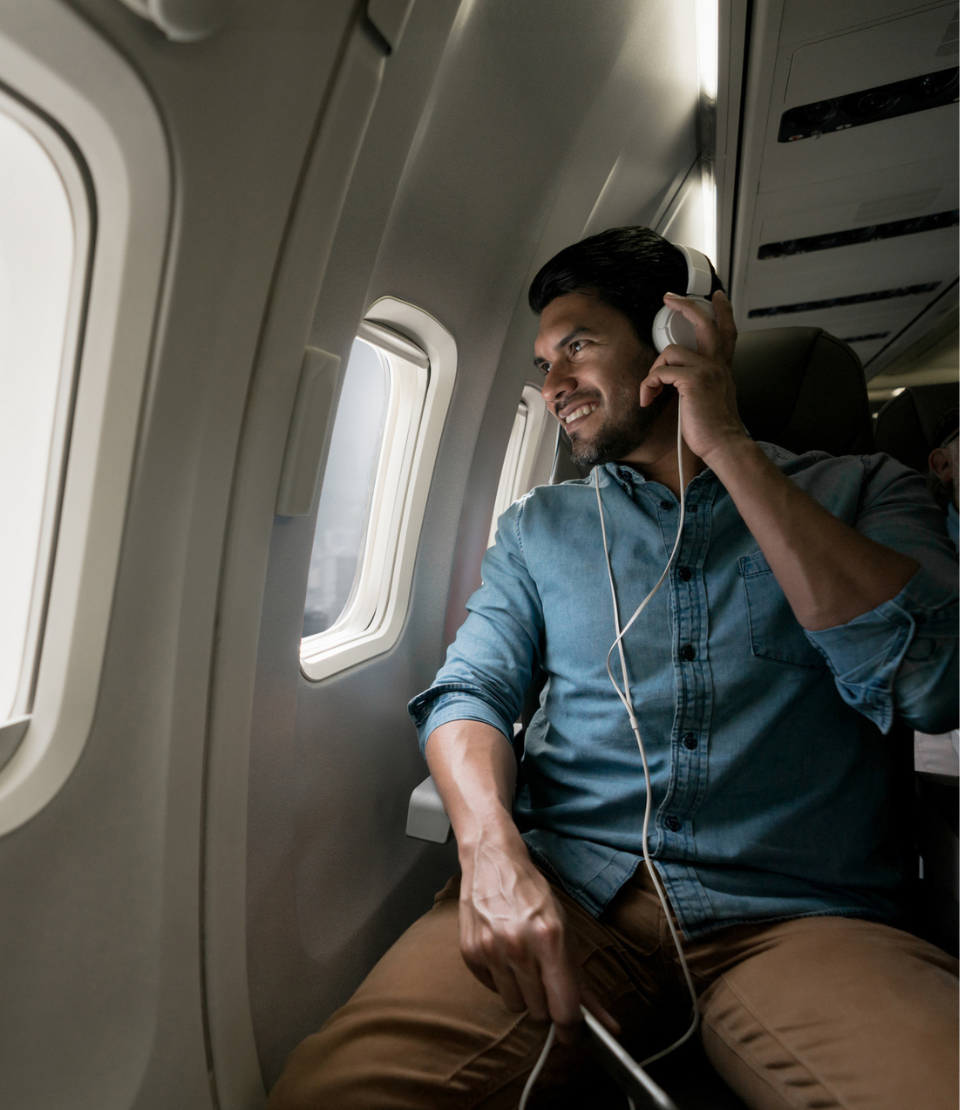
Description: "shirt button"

(680, 643), (696, 661)
(678, 565), (692, 581)
(659, 499), (673, 510)
(617, 467), (632, 482)
(665, 816), (682, 832)
(682, 732), (698, 750)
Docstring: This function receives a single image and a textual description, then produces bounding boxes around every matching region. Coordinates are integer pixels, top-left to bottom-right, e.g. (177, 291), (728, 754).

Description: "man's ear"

(929, 446), (952, 484)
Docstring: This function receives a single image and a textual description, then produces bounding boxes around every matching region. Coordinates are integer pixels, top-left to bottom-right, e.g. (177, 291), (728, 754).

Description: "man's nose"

(540, 358), (576, 408)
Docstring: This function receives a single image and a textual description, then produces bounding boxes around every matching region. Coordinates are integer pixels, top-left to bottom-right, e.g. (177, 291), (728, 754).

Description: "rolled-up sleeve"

(408, 498), (544, 753)
(807, 565), (958, 733)
(804, 454), (959, 734)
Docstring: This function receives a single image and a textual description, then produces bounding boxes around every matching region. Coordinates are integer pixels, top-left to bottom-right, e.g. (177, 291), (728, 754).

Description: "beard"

(566, 386), (673, 468)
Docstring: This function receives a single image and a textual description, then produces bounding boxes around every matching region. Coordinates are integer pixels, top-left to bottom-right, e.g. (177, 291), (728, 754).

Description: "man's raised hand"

(639, 289), (747, 466)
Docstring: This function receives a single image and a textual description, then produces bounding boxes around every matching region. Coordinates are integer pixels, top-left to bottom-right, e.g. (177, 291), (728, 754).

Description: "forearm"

(425, 719), (523, 856)
(704, 438), (919, 631)
(425, 719), (593, 1038)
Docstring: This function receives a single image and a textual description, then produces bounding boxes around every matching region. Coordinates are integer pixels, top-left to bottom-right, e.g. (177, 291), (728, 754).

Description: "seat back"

(732, 326), (874, 456)
(874, 383), (959, 474)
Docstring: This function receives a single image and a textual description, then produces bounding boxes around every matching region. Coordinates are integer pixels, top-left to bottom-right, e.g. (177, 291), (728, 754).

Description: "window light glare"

(0, 107), (74, 721)
(892, 387), (905, 396)
(696, 0), (719, 104)
(701, 163), (718, 269)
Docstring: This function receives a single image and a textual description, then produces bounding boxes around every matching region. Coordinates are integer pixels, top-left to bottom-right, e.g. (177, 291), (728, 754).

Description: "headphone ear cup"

(652, 305), (699, 353)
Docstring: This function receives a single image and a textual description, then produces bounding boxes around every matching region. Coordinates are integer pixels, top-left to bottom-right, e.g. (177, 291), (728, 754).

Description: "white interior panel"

(779, 0), (946, 45)
(784, 5), (958, 105)
(759, 105), (958, 193)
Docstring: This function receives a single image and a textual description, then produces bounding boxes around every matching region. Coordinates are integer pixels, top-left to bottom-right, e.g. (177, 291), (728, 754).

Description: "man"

(270, 227), (958, 1109)
(928, 407), (959, 549)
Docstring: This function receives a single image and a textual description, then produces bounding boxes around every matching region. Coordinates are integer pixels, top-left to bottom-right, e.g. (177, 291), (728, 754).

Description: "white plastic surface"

(651, 296), (715, 353)
(675, 243), (714, 297)
(276, 347), (341, 517)
(0, 0), (170, 837)
(115, 0), (238, 42)
(300, 298), (457, 682)
(366, 0), (416, 51)
(405, 775), (452, 843)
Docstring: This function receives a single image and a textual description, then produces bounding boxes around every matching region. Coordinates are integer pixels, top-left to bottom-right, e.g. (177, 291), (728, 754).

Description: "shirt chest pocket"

(738, 552), (826, 670)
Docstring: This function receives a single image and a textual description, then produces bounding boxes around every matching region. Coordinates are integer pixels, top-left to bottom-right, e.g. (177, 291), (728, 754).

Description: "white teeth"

(563, 403), (598, 424)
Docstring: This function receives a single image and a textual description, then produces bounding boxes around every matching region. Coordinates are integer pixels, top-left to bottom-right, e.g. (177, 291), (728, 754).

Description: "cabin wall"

(0, 1), (358, 1106)
(242, 0), (708, 1091)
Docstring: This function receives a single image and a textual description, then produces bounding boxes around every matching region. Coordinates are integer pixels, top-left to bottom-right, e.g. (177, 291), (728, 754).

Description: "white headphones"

(650, 244), (716, 353)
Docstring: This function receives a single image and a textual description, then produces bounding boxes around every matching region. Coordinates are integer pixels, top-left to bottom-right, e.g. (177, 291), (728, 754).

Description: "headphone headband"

(650, 242), (716, 353)
(676, 244), (713, 297)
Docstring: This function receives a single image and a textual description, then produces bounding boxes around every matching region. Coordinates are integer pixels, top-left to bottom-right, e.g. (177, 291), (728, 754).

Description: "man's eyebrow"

(532, 326), (594, 369)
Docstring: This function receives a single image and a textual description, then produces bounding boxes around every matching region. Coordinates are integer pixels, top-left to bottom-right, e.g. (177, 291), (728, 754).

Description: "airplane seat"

(731, 326), (874, 456)
(870, 382), (959, 959)
(873, 382), (959, 474)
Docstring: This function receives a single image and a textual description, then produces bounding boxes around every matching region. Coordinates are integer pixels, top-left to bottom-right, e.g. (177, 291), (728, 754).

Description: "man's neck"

(618, 401), (705, 499)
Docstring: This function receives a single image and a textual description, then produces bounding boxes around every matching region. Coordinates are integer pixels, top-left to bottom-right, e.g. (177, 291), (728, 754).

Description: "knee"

(266, 1067), (316, 1110)
(267, 1036), (338, 1110)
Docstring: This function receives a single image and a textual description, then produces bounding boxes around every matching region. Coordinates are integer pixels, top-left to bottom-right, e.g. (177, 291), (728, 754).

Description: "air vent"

(841, 332), (891, 343)
(748, 283), (941, 318)
(758, 210), (959, 259)
(936, 8), (959, 57)
(778, 67), (958, 142)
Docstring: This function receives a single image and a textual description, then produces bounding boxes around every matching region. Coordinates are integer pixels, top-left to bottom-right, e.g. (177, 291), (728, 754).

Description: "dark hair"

(527, 226), (723, 348)
(931, 406), (959, 451)
(927, 406), (959, 509)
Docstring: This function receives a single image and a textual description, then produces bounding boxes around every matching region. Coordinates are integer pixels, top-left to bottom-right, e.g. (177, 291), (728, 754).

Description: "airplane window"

(303, 338), (389, 638)
(487, 385), (552, 547)
(0, 101), (81, 724)
(300, 313), (445, 682)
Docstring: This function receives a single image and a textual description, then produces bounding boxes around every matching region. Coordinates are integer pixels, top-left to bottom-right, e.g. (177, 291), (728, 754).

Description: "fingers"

(536, 920), (584, 1043)
(639, 290), (737, 409)
(459, 888), (584, 1036)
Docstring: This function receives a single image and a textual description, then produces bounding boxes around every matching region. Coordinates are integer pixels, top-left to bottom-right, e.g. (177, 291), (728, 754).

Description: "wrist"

(699, 432), (763, 477)
(454, 803), (522, 856)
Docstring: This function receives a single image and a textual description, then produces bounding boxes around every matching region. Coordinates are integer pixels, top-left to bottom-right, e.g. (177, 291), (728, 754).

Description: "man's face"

(534, 291), (668, 468)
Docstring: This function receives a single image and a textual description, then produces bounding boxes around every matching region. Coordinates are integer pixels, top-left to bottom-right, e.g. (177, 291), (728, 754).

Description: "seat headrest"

(874, 383), (959, 475)
(732, 327), (874, 457)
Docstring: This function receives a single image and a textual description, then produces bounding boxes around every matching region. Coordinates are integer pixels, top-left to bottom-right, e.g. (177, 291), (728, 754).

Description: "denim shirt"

(409, 445), (959, 937)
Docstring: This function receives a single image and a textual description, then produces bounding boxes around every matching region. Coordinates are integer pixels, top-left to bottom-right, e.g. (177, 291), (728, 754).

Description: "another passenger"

(270, 227), (959, 1110)
(928, 406), (959, 549)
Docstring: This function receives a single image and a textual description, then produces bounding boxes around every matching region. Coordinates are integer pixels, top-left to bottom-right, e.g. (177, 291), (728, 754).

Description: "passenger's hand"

(639, 290), (747, 465)
(458, 835), (618, 1045)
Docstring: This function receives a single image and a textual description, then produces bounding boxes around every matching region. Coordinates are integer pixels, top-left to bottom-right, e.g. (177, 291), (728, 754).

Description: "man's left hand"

(639, 289), (747, 465)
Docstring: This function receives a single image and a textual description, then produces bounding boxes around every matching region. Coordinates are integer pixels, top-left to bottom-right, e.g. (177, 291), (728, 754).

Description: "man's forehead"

(535, 293), (610, 343)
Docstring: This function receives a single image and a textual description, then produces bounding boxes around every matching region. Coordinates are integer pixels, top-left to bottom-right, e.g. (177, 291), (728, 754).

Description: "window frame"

(300, 299), (457, 682)
(0, 85), (92, 731)
(487, 384), (552, 546)
(0, 4), (170, 835)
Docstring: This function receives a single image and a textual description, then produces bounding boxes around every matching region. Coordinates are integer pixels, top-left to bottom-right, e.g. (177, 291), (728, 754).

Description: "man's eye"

(570, 340), (584, 354)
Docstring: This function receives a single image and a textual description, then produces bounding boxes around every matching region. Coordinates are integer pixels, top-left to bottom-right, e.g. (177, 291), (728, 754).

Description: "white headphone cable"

(594, 399), (700, 1068)
(518, 401), (698, 1110)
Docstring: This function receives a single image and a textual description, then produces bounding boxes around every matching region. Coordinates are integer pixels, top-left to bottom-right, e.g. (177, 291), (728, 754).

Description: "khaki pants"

(269, 867), (959, 1109)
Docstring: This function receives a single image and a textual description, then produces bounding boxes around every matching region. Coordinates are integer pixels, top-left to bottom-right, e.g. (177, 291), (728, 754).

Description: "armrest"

(406, 775), (452, 844)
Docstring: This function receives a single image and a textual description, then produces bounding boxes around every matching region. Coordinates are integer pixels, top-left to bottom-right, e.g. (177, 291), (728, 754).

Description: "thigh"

(268, 875), (675, 1110)
(696, 916), (959, 1110)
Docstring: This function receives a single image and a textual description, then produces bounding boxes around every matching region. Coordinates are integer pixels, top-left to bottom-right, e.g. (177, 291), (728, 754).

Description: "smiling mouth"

(560, 402), (599, 429)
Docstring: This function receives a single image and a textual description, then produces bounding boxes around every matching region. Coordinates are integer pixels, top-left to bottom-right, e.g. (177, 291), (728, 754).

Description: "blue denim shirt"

(409, 445), (959, 937)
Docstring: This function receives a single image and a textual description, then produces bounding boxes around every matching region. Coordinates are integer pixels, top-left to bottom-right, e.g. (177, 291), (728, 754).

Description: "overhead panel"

(733, 0), (959, 377)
